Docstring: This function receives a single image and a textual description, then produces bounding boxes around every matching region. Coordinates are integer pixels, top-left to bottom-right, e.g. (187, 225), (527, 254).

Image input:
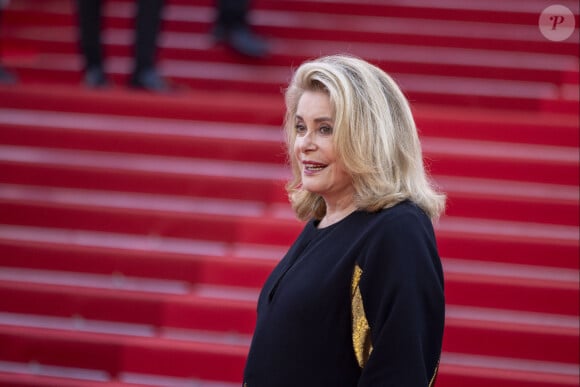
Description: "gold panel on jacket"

(351, 264), (373, 368)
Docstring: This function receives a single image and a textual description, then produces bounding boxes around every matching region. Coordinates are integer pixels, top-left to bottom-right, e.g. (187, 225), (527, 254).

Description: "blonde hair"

(284, 55), (445, 221)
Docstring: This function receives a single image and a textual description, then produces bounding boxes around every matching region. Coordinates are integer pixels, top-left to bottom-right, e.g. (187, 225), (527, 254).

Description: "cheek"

(329, 156), (350, 180)
(293, 138), (302, 156)
(318, 138), (337, 162)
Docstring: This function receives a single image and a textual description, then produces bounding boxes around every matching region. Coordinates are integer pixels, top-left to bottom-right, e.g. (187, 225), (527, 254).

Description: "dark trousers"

(76, 0), (164, 75)
(216, 0), (250, 29)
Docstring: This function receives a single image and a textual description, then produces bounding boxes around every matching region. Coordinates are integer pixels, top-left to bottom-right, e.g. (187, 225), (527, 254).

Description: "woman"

(243, 55), (445, 386)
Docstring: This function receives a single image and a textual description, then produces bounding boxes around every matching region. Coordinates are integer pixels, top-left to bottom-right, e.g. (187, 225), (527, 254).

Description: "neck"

(319, 198), (357, 228)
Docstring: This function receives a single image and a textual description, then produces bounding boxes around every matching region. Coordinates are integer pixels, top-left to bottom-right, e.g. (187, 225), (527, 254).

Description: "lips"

(302, 160), (327, 173)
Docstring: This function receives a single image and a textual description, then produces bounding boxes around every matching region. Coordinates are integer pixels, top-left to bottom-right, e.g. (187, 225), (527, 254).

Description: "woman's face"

(293, 90), (354, 205)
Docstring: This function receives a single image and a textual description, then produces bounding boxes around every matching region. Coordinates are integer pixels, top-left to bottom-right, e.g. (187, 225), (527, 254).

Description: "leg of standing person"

(129, 0), (168, 91)
(76, 0), (107, 87)
(0, 4), (18, 84)
(214, 0), (269, 59)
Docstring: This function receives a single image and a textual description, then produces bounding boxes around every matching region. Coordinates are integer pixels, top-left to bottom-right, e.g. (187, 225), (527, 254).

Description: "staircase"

(0, 0), (578, 386)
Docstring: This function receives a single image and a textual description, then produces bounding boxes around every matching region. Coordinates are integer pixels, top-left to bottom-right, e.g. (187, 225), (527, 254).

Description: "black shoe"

(214, 25), (269, 59)
(0, 65), (17, 85)
(83, 66), (108, 88)
(129, 68), (169, 92)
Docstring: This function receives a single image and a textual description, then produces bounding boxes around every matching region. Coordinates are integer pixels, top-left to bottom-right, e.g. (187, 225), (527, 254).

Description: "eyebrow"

(295, 115), (334, 123)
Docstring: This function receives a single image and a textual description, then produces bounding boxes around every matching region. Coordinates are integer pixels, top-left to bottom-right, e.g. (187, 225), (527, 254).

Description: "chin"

(303, 186), (326, 195)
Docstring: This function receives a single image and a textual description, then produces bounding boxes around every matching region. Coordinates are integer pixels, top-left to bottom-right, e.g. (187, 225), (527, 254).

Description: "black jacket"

(243, 201), (445, 386)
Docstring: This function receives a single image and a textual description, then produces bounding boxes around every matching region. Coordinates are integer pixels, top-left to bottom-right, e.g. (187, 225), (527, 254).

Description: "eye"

(319, 125), (333, 135)
(295, 123), (307, 135)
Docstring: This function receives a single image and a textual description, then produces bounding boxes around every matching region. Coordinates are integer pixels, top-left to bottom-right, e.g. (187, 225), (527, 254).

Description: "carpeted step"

(0, 110), (286, 165)
(1, 105), (578, 148)
(0, 368), (239, 387)
(438, 352), (579, 387)
(0, 371), (151, 387)
(1, 136), (576, 186)
(6, 107), (575, 173)
(5, 0), (579, 57)
(436, 218), (578, 269)
(443, 258), (578, 315)
(412, 105), (578, 147)
(6, 54), (573, 111)
(4, 1), (578, 113)
(0, 275), (577, 365)
(0, 145), (290, 202)
(437, 176), (579, 226)
(0, 286), (576, 365)
(0, 187), (577, 266)
(0, 324), (248, 383)
(0, 234), (577, 316)
(0, 279), (257, 334)
(0, 231), (275, 289)
(0, 113), (577, 185)
(0, 84), (285, 126)
(443, 305), (578, 363)
(5, 21), (577, 86)
(0, 150), (578, 225)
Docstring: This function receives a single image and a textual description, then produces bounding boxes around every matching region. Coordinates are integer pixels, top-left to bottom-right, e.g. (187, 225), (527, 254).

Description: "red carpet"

(0, 0), (578, 386)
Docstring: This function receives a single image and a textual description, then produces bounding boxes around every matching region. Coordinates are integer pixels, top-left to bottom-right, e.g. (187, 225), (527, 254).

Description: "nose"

(297, 130), (316, 153)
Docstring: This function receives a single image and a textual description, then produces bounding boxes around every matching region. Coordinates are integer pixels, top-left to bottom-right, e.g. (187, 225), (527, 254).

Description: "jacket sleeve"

(354, 208), (445, 387)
